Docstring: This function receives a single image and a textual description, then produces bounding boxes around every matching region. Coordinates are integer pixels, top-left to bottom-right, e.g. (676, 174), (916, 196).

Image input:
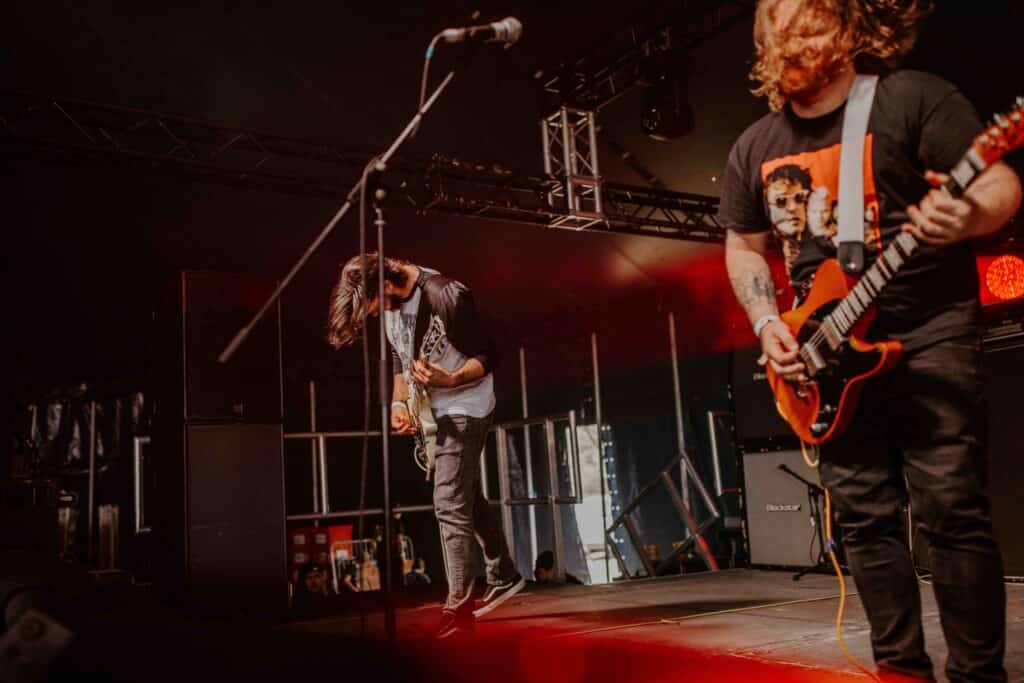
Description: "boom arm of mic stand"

(778, 463), (824, 496)
(217, 70), (458, 364)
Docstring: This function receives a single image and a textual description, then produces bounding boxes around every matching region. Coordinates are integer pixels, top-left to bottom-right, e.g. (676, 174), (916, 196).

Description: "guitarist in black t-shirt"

(719, 1), (1021, 680)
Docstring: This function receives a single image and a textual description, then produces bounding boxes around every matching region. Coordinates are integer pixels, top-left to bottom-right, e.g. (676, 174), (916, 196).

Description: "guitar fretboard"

(813, 154), (982, 352)
(823, 232), (918, 338)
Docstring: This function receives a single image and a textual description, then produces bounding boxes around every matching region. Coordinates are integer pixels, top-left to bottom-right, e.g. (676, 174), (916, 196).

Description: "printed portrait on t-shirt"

(760, 136), (881, 273)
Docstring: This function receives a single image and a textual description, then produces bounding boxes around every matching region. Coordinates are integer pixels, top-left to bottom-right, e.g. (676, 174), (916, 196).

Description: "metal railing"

(282, 429), (434, 523)
(283, 409), (582, 581)
(481, 410), (581, 581)
(132, 436), (152, 535)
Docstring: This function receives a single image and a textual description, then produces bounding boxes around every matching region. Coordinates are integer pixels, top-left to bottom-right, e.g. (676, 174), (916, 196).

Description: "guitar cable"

(797, 437), (881, 682)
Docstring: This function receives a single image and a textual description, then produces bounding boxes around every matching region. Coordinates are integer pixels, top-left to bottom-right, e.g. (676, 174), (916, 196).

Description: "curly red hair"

(751, 0), (932, 111)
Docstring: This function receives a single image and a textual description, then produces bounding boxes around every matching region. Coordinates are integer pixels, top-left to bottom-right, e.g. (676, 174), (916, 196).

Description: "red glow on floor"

(416, 627), (872, 683)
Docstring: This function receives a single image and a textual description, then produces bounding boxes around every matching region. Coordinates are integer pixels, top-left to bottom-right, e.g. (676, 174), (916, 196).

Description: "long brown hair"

(751, 0), (932, 112)
(325, 253), (409, 349)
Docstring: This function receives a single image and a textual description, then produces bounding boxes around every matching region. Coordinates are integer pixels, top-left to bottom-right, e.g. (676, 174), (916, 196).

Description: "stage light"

(985, 254), (1024, 301)
(639, 48), (694, 141)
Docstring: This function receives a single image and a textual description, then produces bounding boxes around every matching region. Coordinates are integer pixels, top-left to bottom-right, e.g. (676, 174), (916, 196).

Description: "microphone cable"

(411, 32), (444, 140)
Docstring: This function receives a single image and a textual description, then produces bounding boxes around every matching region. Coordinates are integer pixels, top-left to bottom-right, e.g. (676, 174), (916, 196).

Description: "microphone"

(441, 17), (522, 47)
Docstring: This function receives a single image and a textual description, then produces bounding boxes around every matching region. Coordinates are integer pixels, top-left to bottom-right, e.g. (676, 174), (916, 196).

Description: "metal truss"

(2, 90), (725, 242)
(420, 156), (724, 242)
(541, 107), (603, 229)
(541, 0), (756, 111)
(0, 90), (377, 198)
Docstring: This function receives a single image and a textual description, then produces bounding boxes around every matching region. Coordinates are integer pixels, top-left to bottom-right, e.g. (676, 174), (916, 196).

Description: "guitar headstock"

(973, 97), (1024, 166)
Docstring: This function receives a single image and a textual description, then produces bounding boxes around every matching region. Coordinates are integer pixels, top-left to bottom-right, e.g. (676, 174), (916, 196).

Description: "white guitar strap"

(837, 74), (879, 275)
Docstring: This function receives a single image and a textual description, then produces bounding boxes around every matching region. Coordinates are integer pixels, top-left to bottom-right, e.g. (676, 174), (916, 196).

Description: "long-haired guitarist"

(327, 253), (525, 638)
(719, 1), (1021, 680)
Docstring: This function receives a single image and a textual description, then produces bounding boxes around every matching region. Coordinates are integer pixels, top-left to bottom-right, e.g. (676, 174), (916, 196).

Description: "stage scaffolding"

(1, 90), (724, 243)
(539, 0), (756, 112)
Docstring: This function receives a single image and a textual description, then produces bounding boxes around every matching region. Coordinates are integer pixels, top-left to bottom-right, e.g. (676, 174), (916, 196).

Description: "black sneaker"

(472, 574), (526, 618)
(436, 609), (474, 639)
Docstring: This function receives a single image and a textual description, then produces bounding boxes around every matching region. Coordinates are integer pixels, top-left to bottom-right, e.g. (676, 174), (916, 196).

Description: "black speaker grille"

(983, 334), (1024, 576)
(181, 272), (282, 423)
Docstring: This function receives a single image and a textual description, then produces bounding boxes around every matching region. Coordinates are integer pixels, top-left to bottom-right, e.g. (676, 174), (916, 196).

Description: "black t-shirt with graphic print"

(717, 70), (985, 351)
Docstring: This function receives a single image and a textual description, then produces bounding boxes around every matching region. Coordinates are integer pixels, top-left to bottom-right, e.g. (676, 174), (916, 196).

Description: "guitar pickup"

(801, 344), (828, 376)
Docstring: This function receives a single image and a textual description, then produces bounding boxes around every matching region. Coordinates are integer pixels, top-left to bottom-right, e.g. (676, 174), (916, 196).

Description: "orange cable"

(794, 432), (878, 680)
(825, 488), (881, 682)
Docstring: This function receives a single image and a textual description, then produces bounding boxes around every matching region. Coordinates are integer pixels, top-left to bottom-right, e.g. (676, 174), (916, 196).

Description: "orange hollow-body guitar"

(766, 97), (1024, 444)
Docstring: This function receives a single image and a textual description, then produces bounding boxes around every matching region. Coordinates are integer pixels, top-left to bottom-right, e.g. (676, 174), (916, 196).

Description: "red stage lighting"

(984, 254), (1024, 302)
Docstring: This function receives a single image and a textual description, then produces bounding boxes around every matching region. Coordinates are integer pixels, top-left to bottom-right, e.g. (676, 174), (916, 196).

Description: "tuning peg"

(995, 113), (1010, 128)
(1016, 96), (1024, 107)
(1013, 112), (1022, 123)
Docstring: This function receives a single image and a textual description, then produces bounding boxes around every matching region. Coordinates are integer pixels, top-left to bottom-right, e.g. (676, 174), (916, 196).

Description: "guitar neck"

(945, 146), (988, 198)
(825, 149), (985, 337)
(826, 232), (917, 335)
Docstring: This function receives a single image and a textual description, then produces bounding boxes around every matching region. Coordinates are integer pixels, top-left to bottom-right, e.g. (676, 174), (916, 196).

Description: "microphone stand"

(216, 66), (458, 646)
(216, 68), (456, 365)
(776, 464), (838, 581)
(371, 185), (397, 642)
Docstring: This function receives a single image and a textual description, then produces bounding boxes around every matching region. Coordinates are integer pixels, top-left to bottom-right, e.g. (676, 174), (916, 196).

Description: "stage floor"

(284, 569), (1024, 682)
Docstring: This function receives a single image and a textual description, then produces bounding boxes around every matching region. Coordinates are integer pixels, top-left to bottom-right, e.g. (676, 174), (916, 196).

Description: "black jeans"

(819, 335), (1006, 683)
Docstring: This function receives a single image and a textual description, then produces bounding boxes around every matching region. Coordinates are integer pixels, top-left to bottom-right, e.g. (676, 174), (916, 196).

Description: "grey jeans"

(433, 412), (516, 614)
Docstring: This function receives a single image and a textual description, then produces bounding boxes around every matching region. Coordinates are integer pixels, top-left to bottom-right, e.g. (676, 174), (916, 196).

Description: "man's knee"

(433, 484), (474, 529)
(912, 487), (993, 547)
(826, 488), (905, 549)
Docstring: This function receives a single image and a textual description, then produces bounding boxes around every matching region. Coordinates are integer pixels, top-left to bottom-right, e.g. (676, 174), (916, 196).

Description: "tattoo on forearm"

(730, 267), (777, 310)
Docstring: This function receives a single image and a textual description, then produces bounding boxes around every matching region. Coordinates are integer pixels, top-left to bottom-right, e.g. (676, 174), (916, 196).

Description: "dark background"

(4, 1), (1022, 474)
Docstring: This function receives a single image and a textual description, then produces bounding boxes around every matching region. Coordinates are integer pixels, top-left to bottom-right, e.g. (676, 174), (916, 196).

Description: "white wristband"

(753, 314), (780, 338)
(391, 401), (408, 412)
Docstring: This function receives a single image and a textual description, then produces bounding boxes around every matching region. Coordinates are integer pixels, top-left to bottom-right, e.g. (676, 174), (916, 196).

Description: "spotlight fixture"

(985, 254), (1024, 301)
(639, 48), (694, 141)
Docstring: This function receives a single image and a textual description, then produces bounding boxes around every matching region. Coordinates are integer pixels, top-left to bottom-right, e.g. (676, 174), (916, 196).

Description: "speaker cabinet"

(741, 449), (820, 568)
(151, 272), (287, 615)
(158, 271), (283, 424)
(188, 423), (286, 614)
(983, 332), (1024, 577)
(731, 343), (796, 445)
(153, 423), (287, 617)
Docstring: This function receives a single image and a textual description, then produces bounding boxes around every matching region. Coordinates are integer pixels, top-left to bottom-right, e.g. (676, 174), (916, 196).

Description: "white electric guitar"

(405, 314), (448, 479)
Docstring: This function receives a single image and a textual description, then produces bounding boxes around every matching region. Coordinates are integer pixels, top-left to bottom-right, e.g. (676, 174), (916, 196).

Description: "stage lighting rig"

(639, 47), (694, 141)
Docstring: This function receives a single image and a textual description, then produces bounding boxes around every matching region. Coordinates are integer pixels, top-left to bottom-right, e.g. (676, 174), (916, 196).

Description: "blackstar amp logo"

(766, 503), (802, 512)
